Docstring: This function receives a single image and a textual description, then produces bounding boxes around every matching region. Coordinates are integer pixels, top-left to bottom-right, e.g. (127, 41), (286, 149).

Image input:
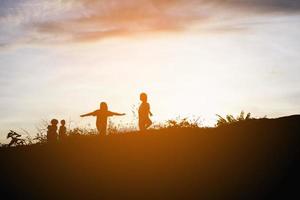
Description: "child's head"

(61, 120), (66, 126)
(51, 119), (58, 126)
(140, 93), (148, 102)
(100, 102), (108, 111)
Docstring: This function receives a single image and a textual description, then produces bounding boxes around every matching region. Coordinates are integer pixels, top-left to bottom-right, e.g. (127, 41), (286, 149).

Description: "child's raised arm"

(80, 111), (96, 117)
(110, 111), (125, 116)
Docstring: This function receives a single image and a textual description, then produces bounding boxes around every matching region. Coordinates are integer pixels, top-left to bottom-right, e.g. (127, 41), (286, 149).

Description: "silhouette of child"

(138, 93), (153, 131)
(47, 119), (58, 143)
(59, 120), (67, 140)
(80, 102), (125, 135)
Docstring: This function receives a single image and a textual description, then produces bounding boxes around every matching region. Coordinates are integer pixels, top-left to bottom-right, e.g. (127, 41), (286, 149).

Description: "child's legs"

(139, 120), (146, 131)
(97, 124), (107, 135)
(139, 118), (152, 130)
(145, 118), (152, 129)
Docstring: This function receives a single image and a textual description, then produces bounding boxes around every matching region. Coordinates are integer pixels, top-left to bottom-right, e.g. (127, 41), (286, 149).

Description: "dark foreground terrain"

(1, 115), (300, 199)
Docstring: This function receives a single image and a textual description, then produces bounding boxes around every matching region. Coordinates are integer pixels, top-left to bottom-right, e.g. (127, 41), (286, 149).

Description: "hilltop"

(0, 115), (300, 199)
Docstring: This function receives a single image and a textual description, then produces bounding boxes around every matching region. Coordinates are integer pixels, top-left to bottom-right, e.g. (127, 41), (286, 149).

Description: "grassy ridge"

(0, 115), (300, 199)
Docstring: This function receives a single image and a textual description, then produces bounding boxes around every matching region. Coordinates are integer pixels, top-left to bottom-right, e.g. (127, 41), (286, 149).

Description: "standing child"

(47, 119), (58, 143)
(59, 120), (67, 140)
(80, 102), (125, 135)
(138, 93), (153, 131)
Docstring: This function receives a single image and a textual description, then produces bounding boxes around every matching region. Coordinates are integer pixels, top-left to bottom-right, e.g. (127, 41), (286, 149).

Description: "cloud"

(31, 0), (206, 43)
(224, 0), (300, 13)
(0, 0), (300, 47)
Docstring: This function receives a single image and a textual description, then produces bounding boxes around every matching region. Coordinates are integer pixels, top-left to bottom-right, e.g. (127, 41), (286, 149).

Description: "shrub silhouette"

(33, 132), (47, 144)
(216, 111), (252, 127)
(7, 130), (26, 147)
(164, 117), (200, 129)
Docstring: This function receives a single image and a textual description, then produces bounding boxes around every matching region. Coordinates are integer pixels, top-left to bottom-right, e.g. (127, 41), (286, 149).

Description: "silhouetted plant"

(107, 120), (120, 135)
(19, 129), (35, 145)
(131, 104), (139, 122)
(25, 135), (34, 145)
(33, 132), (47, 144)
(165, 117), (200, 129)
(68, 127), (97, 136)
(7, 130), (26, 147)
(69, 128), (85, 135)
(32, 120), (49, 144)
(216, 111), (252, 127)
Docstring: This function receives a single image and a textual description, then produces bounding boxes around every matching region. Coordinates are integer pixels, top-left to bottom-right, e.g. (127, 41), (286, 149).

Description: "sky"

(1, 0), (300, 141)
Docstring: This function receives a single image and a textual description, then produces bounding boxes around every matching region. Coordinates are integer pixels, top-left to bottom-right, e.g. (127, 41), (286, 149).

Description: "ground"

(0, 115), (299, 199)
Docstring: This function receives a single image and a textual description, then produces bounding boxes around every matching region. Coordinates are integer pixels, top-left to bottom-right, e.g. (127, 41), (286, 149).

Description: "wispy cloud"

(1, 0), (300, 47)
